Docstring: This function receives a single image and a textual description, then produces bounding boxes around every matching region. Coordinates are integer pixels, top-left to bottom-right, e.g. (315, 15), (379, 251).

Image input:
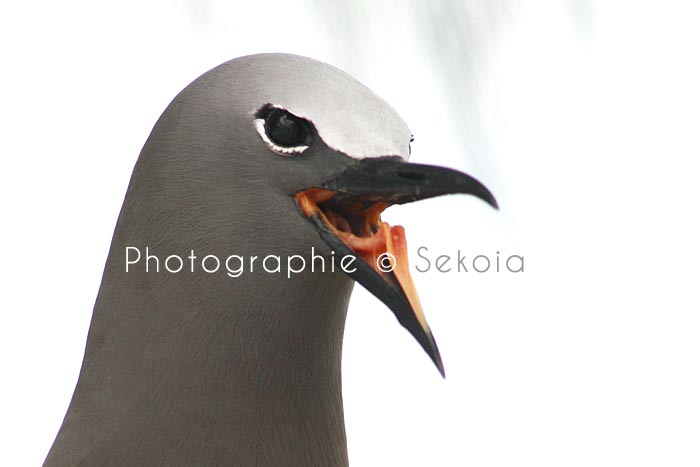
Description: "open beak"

(295, 156), (498, 376)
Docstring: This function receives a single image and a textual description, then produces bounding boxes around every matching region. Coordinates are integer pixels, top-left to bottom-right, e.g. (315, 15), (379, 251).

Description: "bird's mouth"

(295, 156), (498, 376)
(296, 187), (428, 342)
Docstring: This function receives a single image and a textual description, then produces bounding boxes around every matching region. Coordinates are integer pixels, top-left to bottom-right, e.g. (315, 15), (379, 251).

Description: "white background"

(1, 1), (699, 466)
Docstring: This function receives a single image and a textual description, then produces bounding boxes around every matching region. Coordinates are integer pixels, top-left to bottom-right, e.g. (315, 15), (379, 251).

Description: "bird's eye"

(265, 109), (308, 148)
(254, 106), (311, 156)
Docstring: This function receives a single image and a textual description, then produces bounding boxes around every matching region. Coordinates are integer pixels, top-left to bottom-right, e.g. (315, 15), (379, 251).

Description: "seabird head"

(133, 53), (497, 376)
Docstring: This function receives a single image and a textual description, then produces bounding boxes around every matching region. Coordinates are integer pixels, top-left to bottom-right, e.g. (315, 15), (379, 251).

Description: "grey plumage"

(44, 53), (496, 466)
(44, 54), (411, 467)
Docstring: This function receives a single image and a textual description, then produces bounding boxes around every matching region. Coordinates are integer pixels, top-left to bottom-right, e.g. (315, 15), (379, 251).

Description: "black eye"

(265, 109), (308, 147)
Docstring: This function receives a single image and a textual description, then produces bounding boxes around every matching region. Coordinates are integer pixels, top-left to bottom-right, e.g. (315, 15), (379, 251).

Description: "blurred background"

(1, 1), (699, 466)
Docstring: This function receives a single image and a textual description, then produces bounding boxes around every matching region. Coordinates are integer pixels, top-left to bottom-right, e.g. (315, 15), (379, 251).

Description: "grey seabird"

(44, 53), (497, 466)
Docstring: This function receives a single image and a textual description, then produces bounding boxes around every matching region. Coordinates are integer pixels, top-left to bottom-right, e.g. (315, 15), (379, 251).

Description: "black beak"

(319, 156), (498, 209)
(297, 156), (498, 377)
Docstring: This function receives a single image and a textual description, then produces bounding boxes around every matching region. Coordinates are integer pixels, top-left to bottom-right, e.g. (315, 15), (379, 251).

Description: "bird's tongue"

(348, 222), (429, 332)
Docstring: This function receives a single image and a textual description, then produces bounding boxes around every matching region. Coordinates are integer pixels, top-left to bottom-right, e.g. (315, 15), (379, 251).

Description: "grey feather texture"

(44, 53), (416, 467)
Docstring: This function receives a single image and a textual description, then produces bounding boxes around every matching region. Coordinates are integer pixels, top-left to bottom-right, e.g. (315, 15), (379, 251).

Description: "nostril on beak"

(395, 171), (425, 182)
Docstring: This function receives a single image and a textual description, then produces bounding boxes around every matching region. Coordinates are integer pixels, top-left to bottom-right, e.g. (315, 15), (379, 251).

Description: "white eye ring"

(254, 118), (309, 156)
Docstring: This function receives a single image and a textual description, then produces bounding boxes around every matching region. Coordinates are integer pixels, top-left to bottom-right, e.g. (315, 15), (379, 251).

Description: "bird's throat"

(45, 255), (354, 467)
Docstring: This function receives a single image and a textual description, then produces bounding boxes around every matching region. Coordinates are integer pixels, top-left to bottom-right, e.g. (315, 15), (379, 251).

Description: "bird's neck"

(45, 250), (354, 467)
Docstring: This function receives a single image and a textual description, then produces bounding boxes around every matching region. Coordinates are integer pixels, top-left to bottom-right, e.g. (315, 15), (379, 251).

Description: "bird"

(43, 53), (497, 467)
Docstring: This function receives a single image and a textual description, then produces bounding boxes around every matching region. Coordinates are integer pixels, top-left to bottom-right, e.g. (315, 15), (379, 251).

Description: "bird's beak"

(295, 156), (498, 376)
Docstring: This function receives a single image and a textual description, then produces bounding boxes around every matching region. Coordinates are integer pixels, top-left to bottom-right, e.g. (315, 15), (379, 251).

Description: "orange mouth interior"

(295, 188), (429, 331)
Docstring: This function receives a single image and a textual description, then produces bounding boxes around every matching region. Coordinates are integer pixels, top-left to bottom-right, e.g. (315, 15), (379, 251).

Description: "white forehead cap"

(228, 54), (412, 160)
